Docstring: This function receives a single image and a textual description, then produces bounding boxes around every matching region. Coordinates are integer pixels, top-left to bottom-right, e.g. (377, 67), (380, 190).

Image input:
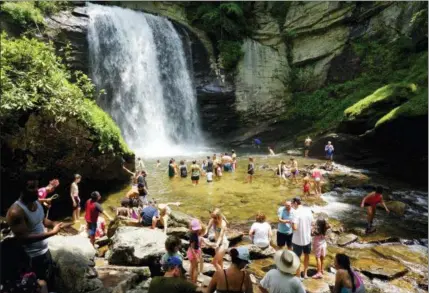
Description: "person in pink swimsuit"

(312, 167), (322, 196)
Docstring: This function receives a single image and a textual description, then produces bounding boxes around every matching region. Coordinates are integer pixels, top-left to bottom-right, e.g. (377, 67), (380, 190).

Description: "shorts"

(292, 169), (299, 176)
(314, 177), (321, 182)
(247, 171), (254, 175)
(277, 231), (293, 248)
(191, 175), (200, 181)
(87, 222), (97, 236)
(224, 164), (232, 172)
(364, 203), (378, 207)
(73, 196), (81, 210)
(326, 154), (333, 160)
(187, 248), (202, 261)
(293, 243), (311, 257)
(31, 250), (53, 282)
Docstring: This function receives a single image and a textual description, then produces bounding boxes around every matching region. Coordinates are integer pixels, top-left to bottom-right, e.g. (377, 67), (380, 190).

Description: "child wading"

(188, 219), (202, 284)
(312, 218), (330, 279)
(247, 157), (254, 183)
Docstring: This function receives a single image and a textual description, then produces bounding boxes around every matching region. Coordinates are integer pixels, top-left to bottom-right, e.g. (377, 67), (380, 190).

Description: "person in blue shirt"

(141, 200), (160, 229)
(253, 138), (262, 149)
(277, 200), (294, 250)
(325, 141), (334, 161)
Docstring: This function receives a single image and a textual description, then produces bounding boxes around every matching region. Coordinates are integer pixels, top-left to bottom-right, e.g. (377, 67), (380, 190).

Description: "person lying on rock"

(6, 173), (65, 292)
(148, 256), (202, 293)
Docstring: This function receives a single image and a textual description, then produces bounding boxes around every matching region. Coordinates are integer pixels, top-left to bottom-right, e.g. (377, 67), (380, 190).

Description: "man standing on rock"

(6, 173), (64, 292)
(148, 256), (202, 293)
(304, 137), (312, 157)
(277, 200), (294, 250)
(291, 197), (313, 279)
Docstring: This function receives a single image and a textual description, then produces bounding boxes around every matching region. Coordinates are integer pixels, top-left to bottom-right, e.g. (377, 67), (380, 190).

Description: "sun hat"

(191, 219), (202, 231)
(235, 246), (251, 263)
(274, 250), (300, 275)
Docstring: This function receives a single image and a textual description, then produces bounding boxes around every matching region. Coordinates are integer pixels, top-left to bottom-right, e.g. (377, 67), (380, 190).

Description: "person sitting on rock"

(333, 253), (365, 293)
(259, 249), (304, 293)
(208, 247), (253, 293)
(360, 186), (389, 233)
(126, 183), (148, 207)
(249, 212), (272, 249)
(148, 256), (201, 293)
(140, 200), (160, 229)
(157, 202), (180, 234)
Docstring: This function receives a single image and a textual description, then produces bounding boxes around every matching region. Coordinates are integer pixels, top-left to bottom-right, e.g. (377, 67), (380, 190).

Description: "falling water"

(87, 4), (202, 157)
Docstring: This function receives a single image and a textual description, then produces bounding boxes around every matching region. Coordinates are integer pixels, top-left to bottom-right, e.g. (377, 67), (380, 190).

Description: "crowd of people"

(3, 137), (394, 293)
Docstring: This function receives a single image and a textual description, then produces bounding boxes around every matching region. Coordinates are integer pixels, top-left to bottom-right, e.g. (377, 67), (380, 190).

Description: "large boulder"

(96, 265), (151, 293)
(107, 227), (167, 266)
(169, 210), (193, 228)
(48, 235), (107, 293)
(107, 217), (141, 238)
(352, 257), (408, 280)
(383, 201), (408, 216)
(166, 227), (189, 239)
(245, 244), (276, 259)
(337, 234), (358, 247)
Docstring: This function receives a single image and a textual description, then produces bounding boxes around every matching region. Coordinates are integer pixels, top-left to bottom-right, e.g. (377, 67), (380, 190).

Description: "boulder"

(352, 257), (408, 280)
(226, 229), (244, 244)
(372, 245), (428, 270)
(337, 234), (358, 246)
(302, 273), (335, 293)
(169, 210), (193, 228)
(327, 172), (370, 189)
(107, 217), (141, 238)
(48, 236), (107, 293)
(245, 244), (276, 259)
(166, 227), (189, 239)
(383, 201), (407, 216)
(107, 227), (167, 266)
(48, 235), (95, 260)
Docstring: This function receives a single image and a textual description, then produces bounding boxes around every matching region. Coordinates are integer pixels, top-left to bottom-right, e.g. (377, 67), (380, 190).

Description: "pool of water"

(102, 152), (325, 223)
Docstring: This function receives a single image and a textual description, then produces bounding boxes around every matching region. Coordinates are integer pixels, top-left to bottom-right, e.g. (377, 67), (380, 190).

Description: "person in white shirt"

(259, 249), (305, 293)
(249, 212), (272, 249)
(291, 197), (313, 279)
(136, 157), (145, 172)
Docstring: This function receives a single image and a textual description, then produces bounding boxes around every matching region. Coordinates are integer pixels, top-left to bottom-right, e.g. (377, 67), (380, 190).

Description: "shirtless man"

(7, 175), (66, 292)
(289, 157), (299, 184)
(222, 153), (233, 172)
(304, 137), (312, 157)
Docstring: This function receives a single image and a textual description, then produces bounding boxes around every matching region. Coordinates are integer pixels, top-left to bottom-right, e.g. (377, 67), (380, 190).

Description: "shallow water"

(102, 153), (323, 224)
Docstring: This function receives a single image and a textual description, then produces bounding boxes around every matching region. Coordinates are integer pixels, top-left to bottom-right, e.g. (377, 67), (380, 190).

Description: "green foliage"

(81, 100), (132, 155)
(34, 1), (69, 16)
(0, 32), (130, 155)
(218, 40), (244, 71)
(1, 2), (45, 26)
(376, 87), (428, 127)
(185, 2), (255, 71)
(344, 83), (417, 118)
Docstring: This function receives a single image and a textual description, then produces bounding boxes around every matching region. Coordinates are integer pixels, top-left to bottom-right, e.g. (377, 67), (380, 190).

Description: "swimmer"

(312, 167), (322, 196)
(179, 160), (188, 178)
(222, 153), (233, 172)
(276, 161), (287, 183)
(201, 160), (207, 176)
(247, 157), (255, 183)
(360, 186), (389, 233)
(190, 160), (201, 186)
(289, 157), (299, 184)
(268, 146), (275, 156)
(168, 159), (176, 179)
(304, 136), (312, 157)
(155, 160), (161, 168)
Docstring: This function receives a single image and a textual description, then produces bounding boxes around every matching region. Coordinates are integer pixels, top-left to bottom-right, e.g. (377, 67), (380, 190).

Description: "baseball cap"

(292, 196), (301, 204)
(236, 246), (251, 263)
(165, 256), (183, 268)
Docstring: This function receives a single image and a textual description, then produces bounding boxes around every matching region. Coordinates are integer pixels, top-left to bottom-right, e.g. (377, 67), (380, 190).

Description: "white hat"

(274, 250), (300, 275)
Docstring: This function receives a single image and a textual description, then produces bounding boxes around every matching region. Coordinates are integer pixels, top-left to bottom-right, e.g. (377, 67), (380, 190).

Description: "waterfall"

(87, 4), (202, 157)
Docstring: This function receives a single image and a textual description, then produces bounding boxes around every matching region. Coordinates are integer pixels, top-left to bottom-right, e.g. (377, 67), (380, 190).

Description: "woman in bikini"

(208, 247), (253, 293)
(207, 208), (229, 268)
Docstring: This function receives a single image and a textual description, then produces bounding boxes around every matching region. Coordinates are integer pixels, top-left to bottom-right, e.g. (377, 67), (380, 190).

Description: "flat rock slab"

(183, 260), (216, 277)
(353, 257), (408, 280)
(108, 227), (166, 266)
(372, 245), (428, 269)
(337, 233), (358, 246)
(303, 273), (335, 293)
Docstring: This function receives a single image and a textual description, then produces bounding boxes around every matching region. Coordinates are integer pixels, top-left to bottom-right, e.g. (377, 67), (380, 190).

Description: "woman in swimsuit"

(333, 254), (365, 293)
(312, 167), (322, 196)
(207, 208), (229, 268)
(208, 247), (253, 293)
(360, 186), (389, 233)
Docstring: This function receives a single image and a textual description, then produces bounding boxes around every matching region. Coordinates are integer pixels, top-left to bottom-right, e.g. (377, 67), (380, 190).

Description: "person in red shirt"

(360, 186), (390, 233)
(85, 191), (113, 245)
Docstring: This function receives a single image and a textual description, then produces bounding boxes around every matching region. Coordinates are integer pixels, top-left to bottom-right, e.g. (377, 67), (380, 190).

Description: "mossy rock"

(372, 245), (428, 268)
(352, 257), (408, 280)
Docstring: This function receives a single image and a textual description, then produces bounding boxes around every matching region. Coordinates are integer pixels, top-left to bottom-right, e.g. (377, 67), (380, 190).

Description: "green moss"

(344, 83), (417, 118)
(218, 40), (244, 71)
(81, 100), (132, 156)
(1, 2), (45, 26)
(376, 88), (428, 127)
